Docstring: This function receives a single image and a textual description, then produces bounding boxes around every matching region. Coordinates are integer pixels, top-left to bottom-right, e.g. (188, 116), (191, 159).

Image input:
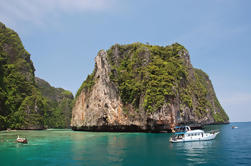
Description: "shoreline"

(1, 123), (230, 133)
(71, 123), (230, 133)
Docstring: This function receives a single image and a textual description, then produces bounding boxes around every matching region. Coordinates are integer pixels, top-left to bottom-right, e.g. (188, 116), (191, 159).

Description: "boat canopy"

(174, 126), (191, 132)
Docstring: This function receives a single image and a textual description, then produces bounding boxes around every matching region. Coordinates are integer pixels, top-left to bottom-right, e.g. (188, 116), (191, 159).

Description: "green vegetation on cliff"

(35, 77), (73, 128)
(0, 22), (44, 129)
(107, 43), (189, 113)
(77, 42), (229, 124)
(0, 22), (73, 130)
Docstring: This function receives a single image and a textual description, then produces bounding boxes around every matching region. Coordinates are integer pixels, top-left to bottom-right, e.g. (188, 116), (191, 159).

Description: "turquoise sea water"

(0, 122), (250, 166)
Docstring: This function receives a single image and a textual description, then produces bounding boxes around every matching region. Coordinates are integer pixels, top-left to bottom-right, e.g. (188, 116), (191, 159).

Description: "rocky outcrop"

(72, 43), (229, 132)
(71, 50), (128, 131)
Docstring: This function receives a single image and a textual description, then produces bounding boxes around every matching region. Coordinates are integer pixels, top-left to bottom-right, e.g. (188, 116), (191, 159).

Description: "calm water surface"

(0, 122), (251, 166)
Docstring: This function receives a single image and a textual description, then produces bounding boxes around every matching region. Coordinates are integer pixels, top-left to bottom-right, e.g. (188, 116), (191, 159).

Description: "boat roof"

(186, 129), (204, 133)
(174, 129), (204, 135)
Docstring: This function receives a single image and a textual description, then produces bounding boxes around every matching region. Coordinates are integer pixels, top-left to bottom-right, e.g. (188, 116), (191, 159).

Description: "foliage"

(107, 43), (188, 112)
(105, 42), (229, 122)
(73, 39), (229, 123)
(0, 22), (41, 130)
(35, 77), (74, 128)
(9, 88), (48, 129)
(61, 90), (73, 97)
(0, 22), (74, 130)
(213, 98), (229, 122)
(46, 98), (73, 128)
(0, 115), (6, 129)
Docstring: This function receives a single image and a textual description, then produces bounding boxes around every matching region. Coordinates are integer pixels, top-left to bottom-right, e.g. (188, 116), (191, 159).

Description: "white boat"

(169, 126), (219, 143)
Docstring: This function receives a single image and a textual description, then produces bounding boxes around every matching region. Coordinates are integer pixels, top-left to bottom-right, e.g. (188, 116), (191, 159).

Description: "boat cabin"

(185, 130), (204, 137)
(172, 130), (205, 140)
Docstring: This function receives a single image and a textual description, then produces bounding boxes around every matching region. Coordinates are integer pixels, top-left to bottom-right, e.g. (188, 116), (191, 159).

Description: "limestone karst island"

(71, 43), (229, 132)
(0, 22), (229, 132)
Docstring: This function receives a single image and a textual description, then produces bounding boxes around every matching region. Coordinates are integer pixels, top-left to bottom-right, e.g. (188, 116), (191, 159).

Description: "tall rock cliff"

(72, 43), (229, 132)
(0, 22), (73, 130)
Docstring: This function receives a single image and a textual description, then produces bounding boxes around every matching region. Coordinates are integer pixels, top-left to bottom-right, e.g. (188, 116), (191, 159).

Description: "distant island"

(0, 22), (229, 132)
(0, 22), (73, 130)
(71, 43), (229, 132)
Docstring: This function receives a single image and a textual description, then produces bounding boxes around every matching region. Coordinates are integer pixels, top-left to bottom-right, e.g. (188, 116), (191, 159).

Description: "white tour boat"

(169, 126), (219, 143)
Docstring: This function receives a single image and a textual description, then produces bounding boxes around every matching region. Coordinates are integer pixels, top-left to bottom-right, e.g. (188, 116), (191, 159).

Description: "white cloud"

(0, 0), (115, 27)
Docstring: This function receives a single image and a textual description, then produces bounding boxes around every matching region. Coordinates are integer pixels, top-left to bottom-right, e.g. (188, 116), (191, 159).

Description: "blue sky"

(0, 0), (250, 122)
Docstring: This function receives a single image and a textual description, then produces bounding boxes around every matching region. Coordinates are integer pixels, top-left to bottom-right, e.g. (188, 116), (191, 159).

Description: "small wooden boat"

(232, 126), (238, 129)
(16, 135), (28, 144)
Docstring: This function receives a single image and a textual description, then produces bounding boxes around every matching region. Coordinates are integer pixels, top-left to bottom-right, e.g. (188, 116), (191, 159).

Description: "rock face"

(72, 43), (229, 132)
(72, 50), (129, 131)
